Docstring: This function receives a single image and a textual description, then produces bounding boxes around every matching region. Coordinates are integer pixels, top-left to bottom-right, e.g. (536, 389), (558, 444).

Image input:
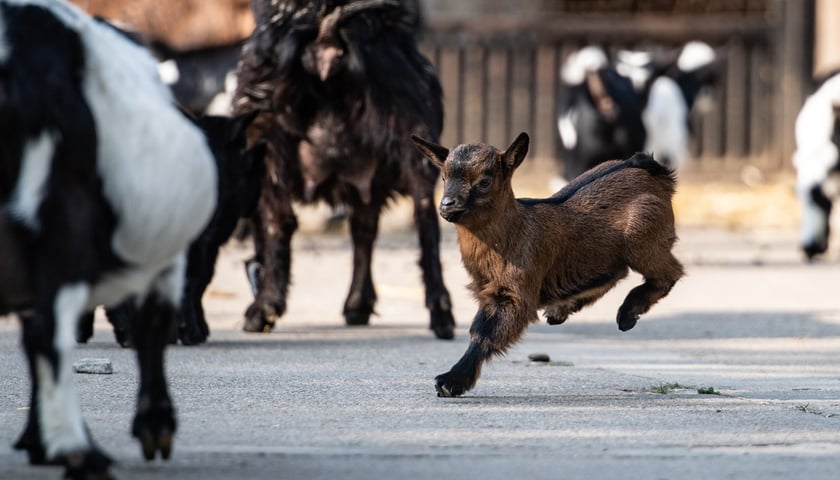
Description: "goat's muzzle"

(439, 196), (465, 223)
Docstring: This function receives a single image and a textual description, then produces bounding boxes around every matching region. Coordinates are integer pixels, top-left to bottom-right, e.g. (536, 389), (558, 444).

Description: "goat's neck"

(456, 190), (526, 253)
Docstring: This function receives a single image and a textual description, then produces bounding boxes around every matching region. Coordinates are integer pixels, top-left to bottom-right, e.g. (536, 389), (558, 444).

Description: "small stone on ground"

(528, 352), (550, 362)
(73, 358), (113, 374)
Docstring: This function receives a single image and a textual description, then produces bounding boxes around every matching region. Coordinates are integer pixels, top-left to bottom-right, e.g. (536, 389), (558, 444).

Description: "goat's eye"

(478, 178), (492, 189)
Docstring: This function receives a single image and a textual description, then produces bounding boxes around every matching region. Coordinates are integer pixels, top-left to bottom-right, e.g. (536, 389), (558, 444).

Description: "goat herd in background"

(0, 0), (833, 478)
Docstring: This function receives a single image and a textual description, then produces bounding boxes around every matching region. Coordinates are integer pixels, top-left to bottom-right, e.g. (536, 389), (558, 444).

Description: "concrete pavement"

(1, 225), (839, 479)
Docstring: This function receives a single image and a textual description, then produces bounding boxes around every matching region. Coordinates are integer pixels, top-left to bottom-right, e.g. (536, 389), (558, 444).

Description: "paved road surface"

(1, 226), (839, 479)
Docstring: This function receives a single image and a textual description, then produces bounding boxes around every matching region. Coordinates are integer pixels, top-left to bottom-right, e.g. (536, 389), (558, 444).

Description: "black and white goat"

(556, 46), (645, 182)
(0, 1), (217, 477)
(75, 111), (266, 347)
(619, 41), (717, 171)
(792, 72), (840, 260)
(556, 41), (716, 183)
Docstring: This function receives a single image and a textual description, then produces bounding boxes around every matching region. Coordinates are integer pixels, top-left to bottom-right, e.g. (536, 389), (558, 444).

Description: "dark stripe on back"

(518, 153), (673, 207)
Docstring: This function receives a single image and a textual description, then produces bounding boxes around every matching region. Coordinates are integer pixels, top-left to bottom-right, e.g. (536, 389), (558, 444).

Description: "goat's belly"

(79, 23), (218, 268)
(541, 267), (629, 305)
(88, 267), (160, 309)
(92, 103), (217, 267)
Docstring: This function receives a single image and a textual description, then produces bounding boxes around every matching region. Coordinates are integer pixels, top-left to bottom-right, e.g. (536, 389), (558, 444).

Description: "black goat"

(233, 0), (455, 338)
(0, 1), (217, 477)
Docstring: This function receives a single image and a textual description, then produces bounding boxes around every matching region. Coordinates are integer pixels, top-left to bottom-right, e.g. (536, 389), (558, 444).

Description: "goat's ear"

(503, 132), (530, 171)
(411, 135), (448, 170)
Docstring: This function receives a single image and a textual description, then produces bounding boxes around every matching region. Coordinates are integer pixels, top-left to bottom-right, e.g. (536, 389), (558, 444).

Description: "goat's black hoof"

(546, 315), (568, 326)
(434, 371), (472, 397)
(13, 425), (50, 465)
(132, 400), (176, 461)
(62, 448), (113, 480)
(617, 310), (639, 332)
(343, 292), (374, 326)
(137, 426), (174, 461)
(113, 326), (134, 348)
(430, 310), (455, 340)
(177, 330), (207, 346)
(432, 323), (455, 340)
(243, 316), (275, 333)
(802, 242), (827, 262)
(243, 302), (278, 333)
(177, 320), (208, 346)
(344, 310), (371, 326)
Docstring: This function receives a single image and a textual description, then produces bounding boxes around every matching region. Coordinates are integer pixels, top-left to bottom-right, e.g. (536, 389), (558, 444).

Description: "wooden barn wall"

(419, 0), (815, 177)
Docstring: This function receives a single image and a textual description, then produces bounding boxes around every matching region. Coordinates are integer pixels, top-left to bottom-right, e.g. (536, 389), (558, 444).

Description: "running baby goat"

(412, 133), (684, 397)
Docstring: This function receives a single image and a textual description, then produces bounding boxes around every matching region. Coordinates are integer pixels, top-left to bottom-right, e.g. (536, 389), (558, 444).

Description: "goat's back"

(525, 153), (678, 303)
(553, 153), (675, 206)
(546, 153), (677, 250)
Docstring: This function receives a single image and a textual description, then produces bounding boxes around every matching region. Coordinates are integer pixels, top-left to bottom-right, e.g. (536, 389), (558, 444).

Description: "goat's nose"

(440, 196), (456, 209)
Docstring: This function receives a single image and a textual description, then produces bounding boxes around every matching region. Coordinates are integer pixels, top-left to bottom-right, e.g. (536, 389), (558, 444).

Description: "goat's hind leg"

(15, 286), (113, 479)
(618, 252), (684, 332)
(75, 311), (95, 344)
(14, 311), (52, 466)
(544, 293), (607, 325)
(130, 265), (183, 461)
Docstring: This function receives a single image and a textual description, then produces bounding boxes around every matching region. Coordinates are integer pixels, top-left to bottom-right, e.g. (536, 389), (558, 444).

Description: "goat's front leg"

(407, 174), (455, 339)
(130, 290), (178, 461)
(435, 300), (536, 397)
(75, 311), (95, 344)
(243, 181), (297, 333)
(343, 203), (381, 325)
(103, 299), (138, 347)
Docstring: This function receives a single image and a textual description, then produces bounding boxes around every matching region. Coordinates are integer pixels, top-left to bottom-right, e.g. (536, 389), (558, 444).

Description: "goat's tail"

(626, 152), (674, 175)
(625, 152), (677, 190)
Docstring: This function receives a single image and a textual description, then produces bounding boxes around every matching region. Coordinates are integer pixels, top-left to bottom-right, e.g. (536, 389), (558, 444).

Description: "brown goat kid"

(412, 133), (684, 397)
